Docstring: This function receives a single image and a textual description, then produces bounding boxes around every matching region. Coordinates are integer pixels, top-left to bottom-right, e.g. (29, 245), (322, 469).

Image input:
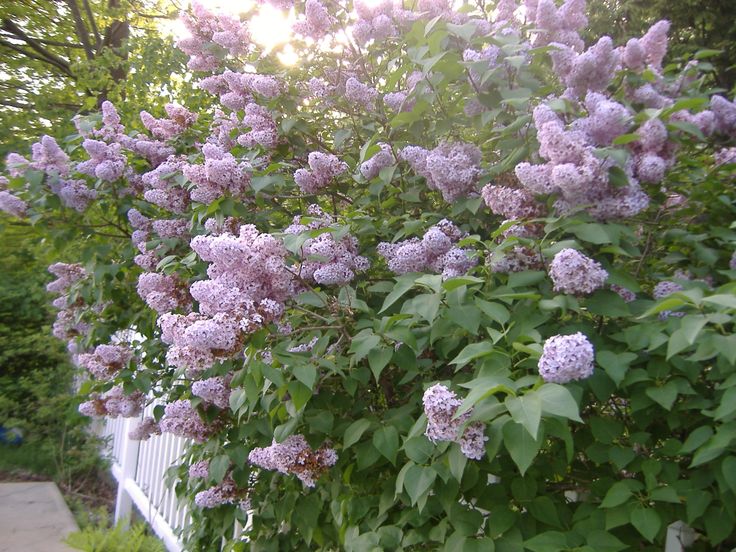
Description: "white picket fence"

(93, 404), (191, 552)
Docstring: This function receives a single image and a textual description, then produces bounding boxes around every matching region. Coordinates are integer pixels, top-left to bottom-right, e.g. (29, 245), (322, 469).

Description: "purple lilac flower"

(538, 332), (594, 383)
(422, 384), (488, 460)
(248, 434), (338, 487)
(548, 249), (608, 295)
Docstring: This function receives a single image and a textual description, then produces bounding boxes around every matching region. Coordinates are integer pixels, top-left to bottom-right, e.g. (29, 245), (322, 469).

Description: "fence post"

(114, 416), (141, 526)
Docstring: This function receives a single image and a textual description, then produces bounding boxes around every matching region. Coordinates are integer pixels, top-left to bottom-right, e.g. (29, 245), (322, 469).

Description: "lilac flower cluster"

(515, 104), (649, 220)
(653, 280), (685, 320)
(160, 400), (215, 442)
(550, 37), (618, 98)
(137, 273), (191, 314)
(192, 375), (232, 409)
(345, 78), (379, 111)
(611, 284), (636, 303)
(237, 103), (279, 150)
(284, 208), (370, 286)
(360, 143), (396, 180)
(530, 0), (587, 52)
(6, 152), (29, 177)
(129, 417), (161, 441)
(159, 225), (294, 374)
(177, 2), (251, 72)
(352, 0), (399, 45)
(140, 156), (190, 213)
(401, 142), (482, 202)
(76, 140), (126, 182)
(78, 386), (144, 418)
(548, 248), (608, 295)
(294, 152), (348, 194)
(378, 219), (477, 279)
(189, 460), (210, 479)
(199, 71), (281, 111)
(140, 104), (198, 141)
(293, 0), (335, 39)
(76, 344), (133, 381)
(183, 143), (252, 204)
(194, 475), (247, 509)
(52, 178), (98, 212)
(47, 262), (87, 294)
(0, 186), (27, 218)
(538, 332), (595, 384)
(715, 147), (736, 167)
(383, 71), (423, 113)
(486, 222), (545, 274)
(481, 184), (545, 219)
(248, 434), (338, 487)
(422, 384), (488, 460)
(30, 135), (70, 176)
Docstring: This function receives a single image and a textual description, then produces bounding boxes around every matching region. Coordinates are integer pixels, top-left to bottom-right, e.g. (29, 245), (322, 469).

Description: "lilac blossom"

(77, 344), (133, 380)
(378, 219), (476, 279)
(360, 143), (395, 180)
(78, 386), (144, 418)
(294, 152), (347, 194)
(548, 248), (608, 295)
(129, 417), (161, 441)
(160, 400), (214, 442)
(422, 384), (487, 460)
(77, 139), (126, 181)
(248, 434), (338, 487)
(538, 332), (595, 383)
(401, 142), (482, 202)
(192, 376), (232, 409)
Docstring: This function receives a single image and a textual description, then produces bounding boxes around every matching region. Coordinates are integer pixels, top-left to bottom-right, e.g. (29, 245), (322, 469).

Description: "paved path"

(0, 482), (79, 551)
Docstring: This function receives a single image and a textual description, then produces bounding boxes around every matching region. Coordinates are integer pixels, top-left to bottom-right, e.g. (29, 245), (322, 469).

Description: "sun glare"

(250, 5), (295, 53)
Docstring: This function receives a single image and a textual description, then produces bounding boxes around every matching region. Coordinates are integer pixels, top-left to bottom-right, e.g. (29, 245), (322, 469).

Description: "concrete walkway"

(0, 482), (79, 551)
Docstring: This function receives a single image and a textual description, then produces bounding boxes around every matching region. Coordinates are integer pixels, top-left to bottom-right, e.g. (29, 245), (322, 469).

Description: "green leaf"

(714, 387), (736, 420)
(630, 506), (661, 542)
(442, 276), (484, 291)
(722, 456), (736, 494)
(368, 347), (393, 382)
(379, 275), (416, 313)
(645, 380), (678, 410)
(403, 436), (434, 464)
(349, 332), (381, 362)
(704, 506), (734, 545)
(287, 380), (312, 411)
(402, 293), (442, 323)
(596, 351), (637, 387)
(650, 486), (680, 504)
(450, 341), (495, 368)
(503, 421), (541, 475)
(505, 394), (542, 438)
(457, 376), (516, 417)
(373, 426), (400, 464)
(589, 417), (623, 444)
(293, 363), (317, 390)
(447, 305), (481, 334)
(585, 530), (627, 552)
(344, 419), (371, 449)
(448, 443), (468, 481)
(601, 481), (632, 508)
(570, 223), (614, 244)
(536, 383), (582, 422)
(404, 465), (436, 505)
(475, 299), (510, 324)
(524, 531), (568, 552)
(209, 454), (229, 484)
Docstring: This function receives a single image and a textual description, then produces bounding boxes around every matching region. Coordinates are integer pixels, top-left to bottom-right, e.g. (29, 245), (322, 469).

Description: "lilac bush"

(1, 0), (736, 549)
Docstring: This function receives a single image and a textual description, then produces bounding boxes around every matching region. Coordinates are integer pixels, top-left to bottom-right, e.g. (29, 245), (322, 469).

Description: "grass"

(0, 441), (56, 479)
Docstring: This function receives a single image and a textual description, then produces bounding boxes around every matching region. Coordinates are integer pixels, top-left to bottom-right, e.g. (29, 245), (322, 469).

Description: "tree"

(0, 0), (187, 158)
(2, 0), (736, 550)
(586, 0), (736, 92)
